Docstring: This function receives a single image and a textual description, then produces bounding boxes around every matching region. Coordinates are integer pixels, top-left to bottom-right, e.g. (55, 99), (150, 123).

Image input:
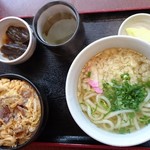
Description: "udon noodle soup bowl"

(66, 35), (150, 147)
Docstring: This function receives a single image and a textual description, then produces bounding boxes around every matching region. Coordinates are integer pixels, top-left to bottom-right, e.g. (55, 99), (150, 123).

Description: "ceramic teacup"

(32, 0), (85, 61)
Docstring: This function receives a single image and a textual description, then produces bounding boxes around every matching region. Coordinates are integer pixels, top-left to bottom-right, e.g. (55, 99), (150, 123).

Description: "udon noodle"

(78, 48), (150, 133)
(0, 78), (41, 147)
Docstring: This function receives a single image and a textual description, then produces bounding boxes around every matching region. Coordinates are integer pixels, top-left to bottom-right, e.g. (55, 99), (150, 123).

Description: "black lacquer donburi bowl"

(0, 73), (47, 150)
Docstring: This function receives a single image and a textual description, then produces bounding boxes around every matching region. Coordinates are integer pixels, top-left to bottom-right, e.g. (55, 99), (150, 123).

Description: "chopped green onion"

(118, 127), (130, 134)
(121, 73), (130, 80)
(87, 71), (91, 77)
(91, 104), (98, 114)
(99, 99), (109, 110)
(139, 115), (150, 125)
(103, 73), (147, 111)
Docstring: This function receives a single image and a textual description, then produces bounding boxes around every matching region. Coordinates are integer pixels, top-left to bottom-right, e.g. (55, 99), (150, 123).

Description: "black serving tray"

(1, 10), (150, 148)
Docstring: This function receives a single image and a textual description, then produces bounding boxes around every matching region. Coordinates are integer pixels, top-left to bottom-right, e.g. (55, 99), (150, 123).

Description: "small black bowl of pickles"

(0, 16), (36, 65)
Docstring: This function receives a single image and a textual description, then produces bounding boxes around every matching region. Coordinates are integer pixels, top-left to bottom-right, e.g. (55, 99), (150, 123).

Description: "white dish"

(0, 16), (36, 65)
(118, 13), (150, 42)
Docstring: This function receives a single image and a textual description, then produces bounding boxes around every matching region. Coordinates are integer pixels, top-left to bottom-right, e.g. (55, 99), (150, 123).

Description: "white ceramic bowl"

(118, 13), (150, 42)
(66, 35), (150, 147)
(0, 16), (36, 65)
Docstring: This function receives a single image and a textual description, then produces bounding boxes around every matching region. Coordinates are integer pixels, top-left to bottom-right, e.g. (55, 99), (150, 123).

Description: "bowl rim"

(0, 73), (45, 150)
(0, 16), (34, 64)
(66, 35), (150, 147)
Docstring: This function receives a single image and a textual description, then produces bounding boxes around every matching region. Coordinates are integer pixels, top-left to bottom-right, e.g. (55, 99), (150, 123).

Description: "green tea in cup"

(33, 1), (85, 60)
(42, 12), (77, 45)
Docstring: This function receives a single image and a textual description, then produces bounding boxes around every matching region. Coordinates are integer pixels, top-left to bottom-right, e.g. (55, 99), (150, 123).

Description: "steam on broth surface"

(78, 48), (150, 134)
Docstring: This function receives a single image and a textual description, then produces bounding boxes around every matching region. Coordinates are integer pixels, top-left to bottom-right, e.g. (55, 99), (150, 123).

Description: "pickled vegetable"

(126, 27), (150, 42)
(1, 43), (27, 60)
(0, 25), (29, 60)
(6, 26), (29, 43)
